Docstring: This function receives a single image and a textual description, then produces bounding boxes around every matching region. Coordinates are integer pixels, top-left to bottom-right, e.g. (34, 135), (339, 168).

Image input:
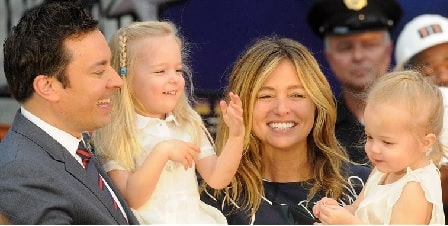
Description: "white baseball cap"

(395, 14), (448, 70)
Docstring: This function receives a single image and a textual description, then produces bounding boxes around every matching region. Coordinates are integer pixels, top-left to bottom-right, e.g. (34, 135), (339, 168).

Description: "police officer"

(307, 0), (402, 164)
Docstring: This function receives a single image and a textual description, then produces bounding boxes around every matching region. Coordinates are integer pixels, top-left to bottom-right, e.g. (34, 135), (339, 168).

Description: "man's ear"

(33, 75), (60, 102)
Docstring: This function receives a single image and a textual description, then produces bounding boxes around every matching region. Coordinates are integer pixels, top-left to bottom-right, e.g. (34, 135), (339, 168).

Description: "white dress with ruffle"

(103, 113), (227, 224)
(355, 163), (445, 224)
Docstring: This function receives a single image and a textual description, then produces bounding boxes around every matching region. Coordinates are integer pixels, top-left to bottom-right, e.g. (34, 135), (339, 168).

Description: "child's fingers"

(220, 92), (242, 115)
(219, 99), (228, 114)
(229, 92), (242, 106)
(189, 147), (200, 162)
(182, 154), (194, 170)
(321, 197), (337, 206)
(181, 158), (189, 170)
(186, 155), (193, 168)
(185, 142), (201, 153)
(227, 94), (243, 118)
(312, 204), (320, 217)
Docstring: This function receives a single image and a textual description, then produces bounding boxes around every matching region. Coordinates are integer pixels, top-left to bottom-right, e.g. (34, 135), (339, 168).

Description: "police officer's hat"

(307, 0), (402, 38)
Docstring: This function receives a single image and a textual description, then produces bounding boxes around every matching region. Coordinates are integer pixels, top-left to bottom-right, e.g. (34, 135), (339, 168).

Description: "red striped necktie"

(76, 141), (120, 210)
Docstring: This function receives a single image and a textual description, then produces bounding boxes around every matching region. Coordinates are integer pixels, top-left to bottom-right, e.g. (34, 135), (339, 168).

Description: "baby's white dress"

(103, 113), (227, 224)
(355, 162), (445, 224)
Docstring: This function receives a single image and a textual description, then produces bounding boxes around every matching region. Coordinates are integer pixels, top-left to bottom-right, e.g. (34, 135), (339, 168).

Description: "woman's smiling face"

(252, 59), (316, 150)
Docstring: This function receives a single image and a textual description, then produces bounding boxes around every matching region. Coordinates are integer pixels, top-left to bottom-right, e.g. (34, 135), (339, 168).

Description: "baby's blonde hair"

(366, 70), (446, 165)
(93, 21), (210, 171)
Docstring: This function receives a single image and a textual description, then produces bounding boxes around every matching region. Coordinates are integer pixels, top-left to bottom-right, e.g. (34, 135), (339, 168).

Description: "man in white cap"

(395, 14), (448, 224)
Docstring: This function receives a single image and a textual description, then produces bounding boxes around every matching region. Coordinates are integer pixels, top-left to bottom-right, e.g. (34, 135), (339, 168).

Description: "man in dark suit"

(0, 1), (139, 224)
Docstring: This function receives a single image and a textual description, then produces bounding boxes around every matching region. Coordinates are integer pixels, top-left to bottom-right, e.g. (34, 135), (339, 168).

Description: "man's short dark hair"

(3, 1), (98, 102)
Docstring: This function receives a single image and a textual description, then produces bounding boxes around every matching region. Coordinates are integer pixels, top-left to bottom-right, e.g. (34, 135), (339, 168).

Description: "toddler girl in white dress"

(313, 70), (445, 224)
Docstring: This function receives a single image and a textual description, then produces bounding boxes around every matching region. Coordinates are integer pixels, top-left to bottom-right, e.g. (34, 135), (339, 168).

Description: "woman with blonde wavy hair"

(93, 21), (244, 224)
(201, 36), (370, 224)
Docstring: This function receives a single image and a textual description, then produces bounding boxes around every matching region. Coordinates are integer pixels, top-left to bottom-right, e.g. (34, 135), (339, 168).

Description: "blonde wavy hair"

(212, 36), (351, 216)
(93, 21), (210, 171)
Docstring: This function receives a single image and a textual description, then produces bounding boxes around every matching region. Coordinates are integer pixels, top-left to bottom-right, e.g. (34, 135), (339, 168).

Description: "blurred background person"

(307, 0), (402, 164)
(395, 14), (448, 86)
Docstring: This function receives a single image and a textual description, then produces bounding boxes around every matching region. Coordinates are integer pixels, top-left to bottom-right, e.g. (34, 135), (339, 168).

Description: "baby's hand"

(312, 200), (322, 219)
(154, 140), (200, 170)
(321, 197), (338, 206)
(313, 197), (355, 224)
(220, 92), (244, 137)
(313, 197), (339, 219)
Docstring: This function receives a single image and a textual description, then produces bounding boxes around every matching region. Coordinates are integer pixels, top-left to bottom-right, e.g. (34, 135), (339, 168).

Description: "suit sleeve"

(0, 159), (72, 224)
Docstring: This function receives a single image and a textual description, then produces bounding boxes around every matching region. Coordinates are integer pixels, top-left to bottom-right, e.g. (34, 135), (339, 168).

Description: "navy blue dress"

(201, 164), (371, 225)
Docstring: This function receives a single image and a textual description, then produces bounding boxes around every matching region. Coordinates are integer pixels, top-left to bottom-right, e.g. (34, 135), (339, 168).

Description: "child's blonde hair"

(366, 70), (446, 165)
(94, 21), (211, 171)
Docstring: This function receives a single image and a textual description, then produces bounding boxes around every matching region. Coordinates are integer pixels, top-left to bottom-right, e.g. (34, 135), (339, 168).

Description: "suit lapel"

(64, 152), (120, 219)
(11, 111), (128, 224)
(83, 133), (138, 224)
(89, 155), (129, 224)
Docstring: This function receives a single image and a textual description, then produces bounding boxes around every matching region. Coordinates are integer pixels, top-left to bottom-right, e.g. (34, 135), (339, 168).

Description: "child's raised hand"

(219, 92), (244, 137)
(154, 140), (200, 170)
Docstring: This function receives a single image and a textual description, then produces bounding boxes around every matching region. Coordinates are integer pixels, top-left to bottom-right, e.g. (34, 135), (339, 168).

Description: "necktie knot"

(76, 141), (91, 167)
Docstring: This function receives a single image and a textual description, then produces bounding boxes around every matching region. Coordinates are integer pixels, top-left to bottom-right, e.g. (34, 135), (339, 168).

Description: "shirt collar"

(20, 106), (81, 154)
(135, 112), (180, 129)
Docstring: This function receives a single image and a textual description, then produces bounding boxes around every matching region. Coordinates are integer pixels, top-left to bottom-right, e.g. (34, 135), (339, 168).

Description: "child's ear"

(422, 133), (437, 152)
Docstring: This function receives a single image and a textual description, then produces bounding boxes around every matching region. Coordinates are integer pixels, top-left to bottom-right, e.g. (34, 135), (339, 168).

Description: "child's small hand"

(312, 200), (322, 219)
(314, 197), (356, 225)
(220, 92), (244, 137)
(155, 140), (200, 170)
(321, 197), (338, 206)
(313, 197), (339, 220)
(318, 204), (353, 224)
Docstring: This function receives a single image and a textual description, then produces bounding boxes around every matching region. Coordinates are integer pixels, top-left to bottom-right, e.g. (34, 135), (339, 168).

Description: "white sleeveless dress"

(355, 163), (445, 224)
(103, 113), (227, 224)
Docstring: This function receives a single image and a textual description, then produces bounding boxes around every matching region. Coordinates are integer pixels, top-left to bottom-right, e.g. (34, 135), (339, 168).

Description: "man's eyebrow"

(89, 60), (108, 69)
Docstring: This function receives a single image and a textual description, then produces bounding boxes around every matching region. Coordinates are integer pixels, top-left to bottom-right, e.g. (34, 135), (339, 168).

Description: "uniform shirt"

(335, 96), (369, 164)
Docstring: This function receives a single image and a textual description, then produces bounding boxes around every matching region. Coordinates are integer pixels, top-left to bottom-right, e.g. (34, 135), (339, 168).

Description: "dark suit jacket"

(0, 110), (139, 224)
